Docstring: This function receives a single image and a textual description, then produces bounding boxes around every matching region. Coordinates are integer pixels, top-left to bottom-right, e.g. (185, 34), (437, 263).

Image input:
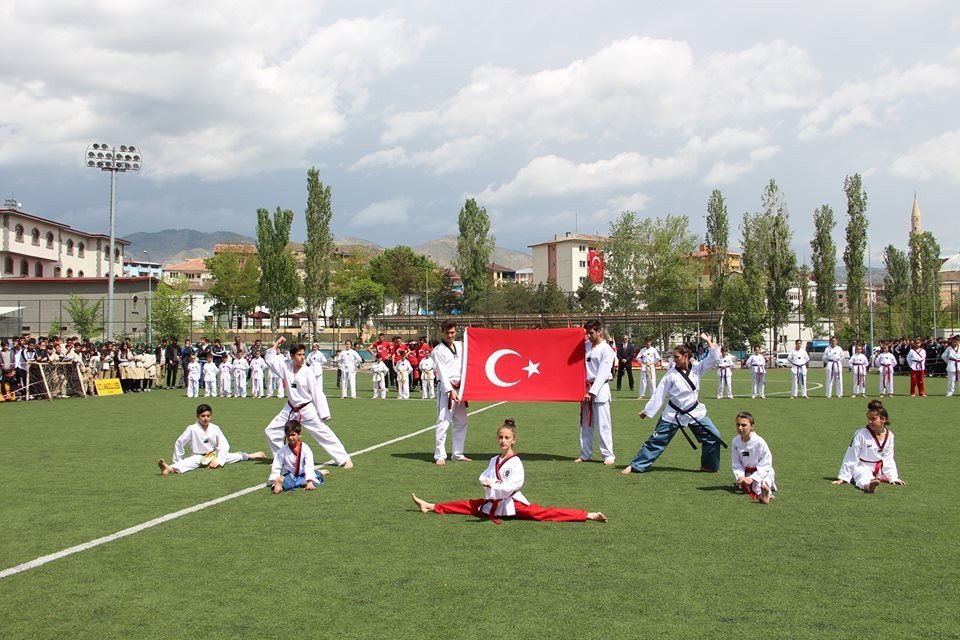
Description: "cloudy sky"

(2, 1), (959, 260)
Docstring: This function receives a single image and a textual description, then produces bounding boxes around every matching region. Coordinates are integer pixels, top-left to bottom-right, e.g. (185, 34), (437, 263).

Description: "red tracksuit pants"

(434, 499), (587, 522)
(910, 370), (925, 395)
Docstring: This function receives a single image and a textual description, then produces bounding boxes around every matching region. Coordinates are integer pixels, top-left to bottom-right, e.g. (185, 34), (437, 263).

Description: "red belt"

(859, 458), (883, 477)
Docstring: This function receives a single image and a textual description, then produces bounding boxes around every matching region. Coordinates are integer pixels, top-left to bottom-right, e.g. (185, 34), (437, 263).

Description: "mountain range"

(124, 229), (534, 271)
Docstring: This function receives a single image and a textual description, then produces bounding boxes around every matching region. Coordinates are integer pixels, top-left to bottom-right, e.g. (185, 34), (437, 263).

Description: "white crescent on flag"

(485, 349), (522, 387)
(591, 255), (602, 267)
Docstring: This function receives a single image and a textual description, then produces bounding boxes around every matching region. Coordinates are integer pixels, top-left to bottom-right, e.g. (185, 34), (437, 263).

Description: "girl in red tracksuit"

(412, 418), (607, 524)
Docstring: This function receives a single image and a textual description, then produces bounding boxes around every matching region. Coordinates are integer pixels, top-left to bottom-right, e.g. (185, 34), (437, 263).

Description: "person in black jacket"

(165, 338), (180, 388)
(616, 335), (635, 392)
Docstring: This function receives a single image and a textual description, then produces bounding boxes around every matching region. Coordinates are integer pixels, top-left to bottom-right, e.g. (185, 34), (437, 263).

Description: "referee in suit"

(616, 335), (635, 392)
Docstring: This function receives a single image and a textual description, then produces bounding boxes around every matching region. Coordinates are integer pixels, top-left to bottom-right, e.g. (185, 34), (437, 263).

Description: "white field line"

(0, 401), (507, 580)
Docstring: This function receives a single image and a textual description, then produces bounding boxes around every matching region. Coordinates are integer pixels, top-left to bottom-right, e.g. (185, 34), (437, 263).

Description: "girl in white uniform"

(218, 356), (233, 398)
(202, 357), (218, 397)
(268, 420), (330, 493)
(233, 353), (249, 398)
(745, 346), (766, 399)
(158, 404), (265, 474)
(833, 399), (904, 493)
(787, 340), (810, 398)
(307, 344), (327, 391)
(419, 356), (436, 399)
(849, 345), (869, 397)
(186, 354), (201, 398)
(250, 353), (266, 398)
(412, 419), (607, 523)
(716, 347), (735, 399)
(370, 355), (389, 399)
(874, 344), (897, 397)
(395, 357), (413, 399)
(731, 411), (776, 504)
(823, 337), (845, 398)
(262, 337), (353, 468)
(943, 336), (960, 397)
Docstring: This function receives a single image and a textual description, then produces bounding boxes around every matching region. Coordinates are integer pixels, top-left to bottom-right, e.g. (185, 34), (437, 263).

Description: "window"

(20, 259), (28, 276)
(46, 232), (54, 249)
(35, 263), (43, 277)
(103, 246), (109, 259)
(4, 257), (12, 273)
(15, 224), (24, 242)
(114, 248), (120, 262)
(54, 266), (62, 277)
(67, 239), (74, 255)
(579, 245), (585, 252)
(132, 295), (139, 313)
(77, 242), (85, 258)
(66, 268), (73, 278)
(579, 260), (587, 268)
(31, 228), (40, 245)
(77, 270), (84, 277)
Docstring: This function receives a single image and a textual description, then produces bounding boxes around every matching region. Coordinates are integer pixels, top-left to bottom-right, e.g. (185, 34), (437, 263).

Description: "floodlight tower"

(85, 143), (142, 339)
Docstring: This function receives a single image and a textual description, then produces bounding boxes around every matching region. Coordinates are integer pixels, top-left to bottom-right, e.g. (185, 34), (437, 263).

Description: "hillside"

(125, 229), (255, 264)
(412, 235), (532, 271)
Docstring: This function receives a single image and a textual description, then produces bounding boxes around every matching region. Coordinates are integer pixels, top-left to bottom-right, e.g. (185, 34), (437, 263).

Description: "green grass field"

(1, 369), (958, 639)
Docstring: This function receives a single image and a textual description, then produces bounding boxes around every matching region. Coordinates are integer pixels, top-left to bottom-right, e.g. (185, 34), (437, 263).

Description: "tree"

(738, 212), (770, 346)
(303, 167), (335, 337)
(908, 231), (941, 335)
(602, 212), (643, 312)
(761, 180), (797, 350)
(534, 281), (573, 314)
(881, 245), (910, 337)
(370, 246), (434, 314)
(843, 174), (869, 338)
(453, 198), (495, 313)
(151, 279), (192, 340)
(204, 250), (259, 329)
(704, 189), (730, 307)
(256, 207), (301, 331)
(810, 204), (837, 323)
(797, 265), (817, 333)
(637, 214), (699, 312)
(483, 283), (538, 314)
(721, 274), (765, 349)
(64, 295), (105, 340)
(334, 278), (385, 340)
(576, 279), (603, 313)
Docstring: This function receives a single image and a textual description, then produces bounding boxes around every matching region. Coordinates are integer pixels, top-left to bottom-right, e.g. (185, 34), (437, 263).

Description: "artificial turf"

(0, 369), (957, 639)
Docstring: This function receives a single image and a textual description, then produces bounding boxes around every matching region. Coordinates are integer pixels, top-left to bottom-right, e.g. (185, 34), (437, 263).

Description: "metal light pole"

(868, 243), (874, 355)
(425, 254), (432, 341)
(143, 250), (153, 346)
(85, 143), (142, 340)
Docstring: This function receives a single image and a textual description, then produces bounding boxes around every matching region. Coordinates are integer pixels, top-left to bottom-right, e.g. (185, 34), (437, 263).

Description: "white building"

(1, 202), (129, 280)
(529, 232), (607, 293)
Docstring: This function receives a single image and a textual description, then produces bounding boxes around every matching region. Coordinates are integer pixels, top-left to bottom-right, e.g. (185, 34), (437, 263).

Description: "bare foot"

(411, 493), (434, 513)
(587, 511), (608, 522)
(248, 452), (267, 460)
(865, 478), (880, 493)
(341, 460), (354, 470)
(603, 458), (616, 466)
(157, 458), (173, 475)
(621, 466), (635, 475)
(435, 458), (446, 466)
(573, 457), (585, 463)
(760, 483), (772, 504)
(319, 469), (331, 477)
(453, 456), (473, 462)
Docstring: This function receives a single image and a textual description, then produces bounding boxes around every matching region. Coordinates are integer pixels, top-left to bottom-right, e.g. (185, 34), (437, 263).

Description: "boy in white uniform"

(433, 320), (471, 465)
(419, 355), (436, 399)
(787, 339), (810, 398)
(823, 336), (845, 398)
(716, 347), (734, 399)
(338, 340), (363, 399)
(202, 355), (218, 397)
(268, 420), (330, 493)
(907, 339), (927, 397)
(262, 337), (353, 468)
(307, 343), (327, 392)
(943, 336), (960, 397)
(874, 343), (897, 397)
(233, 352), (249, 398)
(849, 345), (869, 398)
(395, 357), (413, 399)
(637, 338), (661, 399)
(250, 352), (266, 398)
(218, 355), (233, 398)
(158, 404), (265, 474)
(576, 319), (616, 465)
(833, 399), (904, 493)
(745, 345), (766, 399)
(370, 354), (389, 399)
(186, 354), (201, 398)
(731, 411), (776, 504)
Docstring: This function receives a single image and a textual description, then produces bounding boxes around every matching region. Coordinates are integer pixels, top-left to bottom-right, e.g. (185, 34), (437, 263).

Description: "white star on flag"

(522, 359), (540, 377)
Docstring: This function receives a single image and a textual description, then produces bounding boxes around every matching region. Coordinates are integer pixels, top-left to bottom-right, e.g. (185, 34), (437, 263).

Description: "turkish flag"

(588, 250), (604, 284)
(460, 328), (586, 402)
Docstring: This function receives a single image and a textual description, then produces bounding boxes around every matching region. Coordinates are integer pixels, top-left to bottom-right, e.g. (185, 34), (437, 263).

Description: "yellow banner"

(95, 378), (124, 396)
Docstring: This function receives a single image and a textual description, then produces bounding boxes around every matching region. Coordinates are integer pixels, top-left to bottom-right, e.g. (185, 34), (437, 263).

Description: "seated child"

(833, 399), (905, 493)
(412, 418), (607, 524)
(268, 420), (331, 494)
(158, 404), (265, 474)
(731, 411), (776, 504)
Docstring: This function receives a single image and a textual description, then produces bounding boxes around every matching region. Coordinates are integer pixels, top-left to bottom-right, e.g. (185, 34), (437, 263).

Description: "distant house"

(487, 262), (517, 288)
(163, 257), (211, 292)
(688, 243), (743, 284)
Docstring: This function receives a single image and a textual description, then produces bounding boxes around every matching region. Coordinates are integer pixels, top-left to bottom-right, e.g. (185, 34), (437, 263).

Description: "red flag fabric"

(588, 250), (604, 284)
(460, 328), (586, 402)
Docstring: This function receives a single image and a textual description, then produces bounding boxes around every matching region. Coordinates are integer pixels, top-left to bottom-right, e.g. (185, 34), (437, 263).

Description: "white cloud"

(351, 197), (412, 227)
(798, 58), (960, 140)
(889, 130), (960, 183)
(350, 135), (489, 174)
(0, 4), (437, 179)
(704, 161), (753, 185)
(606, 192), (652, 212)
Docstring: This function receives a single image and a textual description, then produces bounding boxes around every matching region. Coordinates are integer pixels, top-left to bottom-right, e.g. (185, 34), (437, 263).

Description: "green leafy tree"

(761, 180), (798, 348)
(704, 189), (729, 308)
(534, 281), (573, 314)
(810, 204), (837, 325)
(843, 174), (869, 338)
(205, 250), (259, 329)
(576, 279), (603, 313)
(908, 231), (942, 335)
(65, 295), (105, 340)
(637, 214), (699, 312)
(303, 167), (335, 337)
(370, 246), (435, 314)
(602, 212), (643, 312)
(797, 265), (817, 334)
(453, 198), (495, 313)
(152, 279), (193, 340)
(256, 207), (302, 331)
(483, 283), (538, 314)
(721, 274), (765, 349)
(738, 212), (770, 346)
(881, 245), (910, 337)
(334, 278), (385, 339)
